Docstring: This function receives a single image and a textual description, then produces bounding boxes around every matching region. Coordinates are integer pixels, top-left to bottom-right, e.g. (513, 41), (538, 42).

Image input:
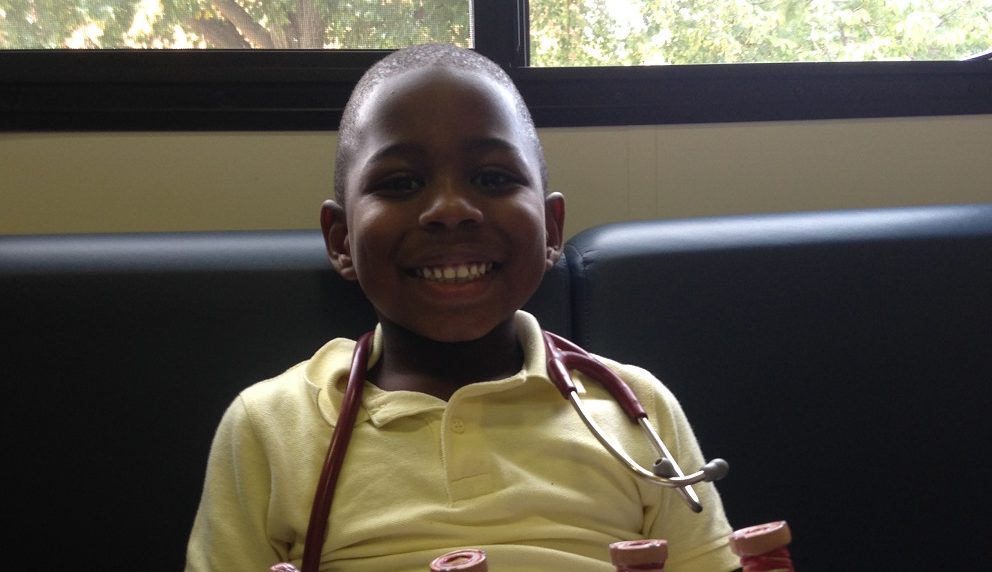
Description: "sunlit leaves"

(0, 0), (470, 48)
(529, 0), (992, 65)
(0, 0), (987, 60)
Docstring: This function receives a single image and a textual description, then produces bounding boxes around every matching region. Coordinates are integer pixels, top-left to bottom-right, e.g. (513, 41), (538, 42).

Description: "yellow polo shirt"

(186, 311), (738, 572)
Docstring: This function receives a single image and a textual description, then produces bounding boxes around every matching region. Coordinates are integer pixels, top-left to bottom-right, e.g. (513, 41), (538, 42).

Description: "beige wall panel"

(0, 132), (335, 234)
(545, 115), (992, 236)
(542, 126), (663, 237)
(1, 115), (989, 238)
(652, 115), (992, 219)
(621, 127), (660, 224)
(540, 128), (633, 237)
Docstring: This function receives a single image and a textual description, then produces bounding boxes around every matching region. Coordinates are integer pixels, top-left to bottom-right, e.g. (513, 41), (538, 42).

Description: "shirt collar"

(305, 311), (552, 428)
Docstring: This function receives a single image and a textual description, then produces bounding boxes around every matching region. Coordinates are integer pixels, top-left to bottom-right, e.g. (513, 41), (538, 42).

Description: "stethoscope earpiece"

(702, 458), (730, 481)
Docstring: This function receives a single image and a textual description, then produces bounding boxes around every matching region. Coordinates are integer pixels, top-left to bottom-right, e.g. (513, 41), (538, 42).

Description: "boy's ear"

(544, 192), (566, 270)
(320, 200), (357, 281)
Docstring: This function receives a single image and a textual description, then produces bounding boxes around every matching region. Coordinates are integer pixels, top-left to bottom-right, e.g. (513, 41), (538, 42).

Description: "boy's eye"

(372, 176), (425, 196)
(471, 170), (519, 190)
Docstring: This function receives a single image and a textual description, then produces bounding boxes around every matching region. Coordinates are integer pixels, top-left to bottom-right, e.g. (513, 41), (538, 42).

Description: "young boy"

(186, 44), (739, 572)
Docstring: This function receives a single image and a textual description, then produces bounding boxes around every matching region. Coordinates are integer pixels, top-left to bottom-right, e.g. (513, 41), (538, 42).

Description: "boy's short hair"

(334, 43), (548, 203)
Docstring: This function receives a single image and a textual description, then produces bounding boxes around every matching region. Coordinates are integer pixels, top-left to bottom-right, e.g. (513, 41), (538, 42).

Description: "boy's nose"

(419, 183), (483, 230)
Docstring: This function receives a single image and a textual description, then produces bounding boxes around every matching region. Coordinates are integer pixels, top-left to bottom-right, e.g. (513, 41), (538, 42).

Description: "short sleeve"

(619, 364), (740, 572)
(186, 396), (286, 571)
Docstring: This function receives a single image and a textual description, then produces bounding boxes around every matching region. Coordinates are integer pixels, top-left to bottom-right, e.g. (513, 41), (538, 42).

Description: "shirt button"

(450, 418), (466, 434)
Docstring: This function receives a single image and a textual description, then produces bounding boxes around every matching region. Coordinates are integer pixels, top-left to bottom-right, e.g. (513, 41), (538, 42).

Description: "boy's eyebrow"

(463, 136), (523, 155)
(365, 142), (423, 165)
(365, 137), (525, 165)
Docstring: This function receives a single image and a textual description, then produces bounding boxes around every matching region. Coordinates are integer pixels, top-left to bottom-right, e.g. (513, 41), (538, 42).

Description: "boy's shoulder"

(576, 350), (684, 419)
(240, 360), (311, 402)
(589, 352), (672, 395)
(237, 336), (358, 419)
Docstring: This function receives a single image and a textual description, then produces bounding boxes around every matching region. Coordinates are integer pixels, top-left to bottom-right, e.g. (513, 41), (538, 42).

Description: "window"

(528, 0), (992, 65)
(0, 0), (473, 49)
(1, 1), (990, 130)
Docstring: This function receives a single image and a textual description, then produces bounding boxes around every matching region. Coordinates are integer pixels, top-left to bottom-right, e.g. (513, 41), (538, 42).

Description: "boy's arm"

(630, 367), (739, 572)
(186, 396), (284, 571)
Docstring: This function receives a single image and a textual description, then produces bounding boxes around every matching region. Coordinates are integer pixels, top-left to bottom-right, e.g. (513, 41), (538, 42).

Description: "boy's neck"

(369, 318), (524, 401)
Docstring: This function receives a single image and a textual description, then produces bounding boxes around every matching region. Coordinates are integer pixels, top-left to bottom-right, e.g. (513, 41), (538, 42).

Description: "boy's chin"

(380, 313), (516, 345)
(414, 322), (504, 345)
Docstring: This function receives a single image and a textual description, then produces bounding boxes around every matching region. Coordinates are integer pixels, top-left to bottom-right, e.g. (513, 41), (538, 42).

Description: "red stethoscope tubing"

(542, 331), (646, 420)
(300, 331), (373, 572)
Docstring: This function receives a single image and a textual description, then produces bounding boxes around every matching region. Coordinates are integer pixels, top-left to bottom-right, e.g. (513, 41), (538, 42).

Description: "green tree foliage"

(530, 0), (992, 64)
(1, 0), (989, 62)
(1, 0), (137, 47)
(0, 0), (471, 48)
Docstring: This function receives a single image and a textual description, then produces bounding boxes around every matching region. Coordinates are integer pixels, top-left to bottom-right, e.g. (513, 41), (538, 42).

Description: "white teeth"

(416, 263), (494, 283)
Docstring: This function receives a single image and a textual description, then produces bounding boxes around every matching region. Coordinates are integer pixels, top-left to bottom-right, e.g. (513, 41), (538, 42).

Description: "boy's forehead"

(355, 66), (521, 132)
(339, 63), (546, 203)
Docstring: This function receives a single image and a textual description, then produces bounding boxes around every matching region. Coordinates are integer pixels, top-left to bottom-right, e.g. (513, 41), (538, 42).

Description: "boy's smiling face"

(324, 66), (564, 343)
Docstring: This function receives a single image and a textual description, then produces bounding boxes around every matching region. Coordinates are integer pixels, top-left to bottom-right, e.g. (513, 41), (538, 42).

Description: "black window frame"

(1, 0), (990, 131)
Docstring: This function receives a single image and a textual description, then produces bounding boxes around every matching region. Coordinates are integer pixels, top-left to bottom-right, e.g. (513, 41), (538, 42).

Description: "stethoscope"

(295, 330), (729, 572)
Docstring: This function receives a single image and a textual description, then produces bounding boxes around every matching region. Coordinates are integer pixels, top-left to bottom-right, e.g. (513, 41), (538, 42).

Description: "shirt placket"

(441, 388), (501, 503)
